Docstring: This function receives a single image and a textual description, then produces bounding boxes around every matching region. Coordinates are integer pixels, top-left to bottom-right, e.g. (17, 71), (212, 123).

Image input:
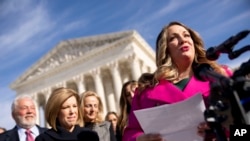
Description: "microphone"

(228, 45), (250, 59)
(194, 63), (233, 88)
(232, 58), (250, 78)
(206, 30), (250, 60)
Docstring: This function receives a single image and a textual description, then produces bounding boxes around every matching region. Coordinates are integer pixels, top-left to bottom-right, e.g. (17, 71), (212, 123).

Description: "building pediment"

(11, 30), (139, 89)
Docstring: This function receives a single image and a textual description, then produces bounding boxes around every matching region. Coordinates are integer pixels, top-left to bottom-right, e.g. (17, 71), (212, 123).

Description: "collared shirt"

(17, 125), (39, 141)
(174, 78), (190, 90)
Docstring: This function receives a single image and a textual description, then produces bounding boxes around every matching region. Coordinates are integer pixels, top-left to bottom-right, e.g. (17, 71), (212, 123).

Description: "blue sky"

(0, 0), (249, 130)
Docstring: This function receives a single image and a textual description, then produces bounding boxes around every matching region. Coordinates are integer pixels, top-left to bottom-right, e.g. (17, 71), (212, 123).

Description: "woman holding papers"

(123, 21), (232, 141)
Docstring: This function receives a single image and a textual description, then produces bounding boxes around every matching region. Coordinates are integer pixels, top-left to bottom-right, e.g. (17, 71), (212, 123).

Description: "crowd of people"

(0, 21), (233, 141)
(0, 80), (137, 141)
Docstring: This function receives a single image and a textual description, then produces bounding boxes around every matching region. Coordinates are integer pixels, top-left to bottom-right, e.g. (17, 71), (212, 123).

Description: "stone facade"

(10, 30), (156, 127)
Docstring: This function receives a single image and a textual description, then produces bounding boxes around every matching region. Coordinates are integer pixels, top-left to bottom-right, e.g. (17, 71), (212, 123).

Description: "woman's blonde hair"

(154, 21), (226, 83)
(80, 91), (104, 123)
(45, 87), (83, 131)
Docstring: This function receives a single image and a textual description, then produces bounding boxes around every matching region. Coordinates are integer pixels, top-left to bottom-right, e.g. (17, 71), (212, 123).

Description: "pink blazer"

(122, 66), (233, 141)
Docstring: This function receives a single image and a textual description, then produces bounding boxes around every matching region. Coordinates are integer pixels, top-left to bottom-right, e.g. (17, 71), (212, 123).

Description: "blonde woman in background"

(80, 91), (116, 141)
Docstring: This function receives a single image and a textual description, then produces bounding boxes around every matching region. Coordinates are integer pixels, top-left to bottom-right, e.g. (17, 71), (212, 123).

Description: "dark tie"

(25, 129), (34, 141)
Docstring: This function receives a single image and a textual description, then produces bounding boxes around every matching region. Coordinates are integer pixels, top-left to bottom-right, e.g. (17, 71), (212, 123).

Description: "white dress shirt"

(17, 125), (39, 141)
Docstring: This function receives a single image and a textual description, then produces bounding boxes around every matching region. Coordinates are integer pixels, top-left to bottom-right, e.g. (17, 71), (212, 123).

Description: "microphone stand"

(231, 59), (250, 124)
(203, 60), (250, 141)
(203, 30), (250, 141)
(204, 96), (228, 141)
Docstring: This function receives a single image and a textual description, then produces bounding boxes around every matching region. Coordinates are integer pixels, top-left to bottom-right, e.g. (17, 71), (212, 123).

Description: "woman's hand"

(197, 122), (219, 141)
(197, 122), (210, 137)
(136, 133), (164, 141)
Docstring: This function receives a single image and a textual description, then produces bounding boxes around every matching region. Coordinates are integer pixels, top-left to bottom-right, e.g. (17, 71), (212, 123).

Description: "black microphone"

(194, 63), (233, 88)
(229, 45), (250, 59)
(206, 30), (250, 60)
(232, 58), (250, 78)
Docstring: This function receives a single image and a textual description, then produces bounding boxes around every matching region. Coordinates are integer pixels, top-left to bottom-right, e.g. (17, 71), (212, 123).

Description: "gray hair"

(11, 94), (36, 112)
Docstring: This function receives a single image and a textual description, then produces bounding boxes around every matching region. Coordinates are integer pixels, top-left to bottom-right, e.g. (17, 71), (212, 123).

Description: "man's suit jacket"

(0, 125), (47, 141)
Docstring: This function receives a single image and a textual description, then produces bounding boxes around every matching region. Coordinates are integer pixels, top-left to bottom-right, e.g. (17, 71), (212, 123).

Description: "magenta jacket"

(123, 67), (232, 141)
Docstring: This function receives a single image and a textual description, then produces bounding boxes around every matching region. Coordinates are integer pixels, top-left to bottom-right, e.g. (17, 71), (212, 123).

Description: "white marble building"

(10, 30), (156, 127)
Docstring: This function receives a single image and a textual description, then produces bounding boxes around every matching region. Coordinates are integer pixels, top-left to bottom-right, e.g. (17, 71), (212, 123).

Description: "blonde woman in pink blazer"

(123, 21), (232, 141)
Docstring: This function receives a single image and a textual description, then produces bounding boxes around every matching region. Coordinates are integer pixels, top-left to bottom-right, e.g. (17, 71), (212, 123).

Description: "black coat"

(35, 125), (99, 141)
(0, 125), (47, 141)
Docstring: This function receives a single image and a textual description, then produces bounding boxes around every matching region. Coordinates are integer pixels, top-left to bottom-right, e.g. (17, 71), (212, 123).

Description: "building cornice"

(10, 30), (156, 93)
(10, 30), (135, 89)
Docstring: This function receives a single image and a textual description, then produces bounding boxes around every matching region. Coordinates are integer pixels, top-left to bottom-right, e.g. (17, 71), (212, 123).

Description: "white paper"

(134, 94), (206, 141)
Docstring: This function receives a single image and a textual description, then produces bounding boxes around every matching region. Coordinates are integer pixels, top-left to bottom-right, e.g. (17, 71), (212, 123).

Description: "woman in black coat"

(35, 88), (99, 141)
(35, 124), (98, 141)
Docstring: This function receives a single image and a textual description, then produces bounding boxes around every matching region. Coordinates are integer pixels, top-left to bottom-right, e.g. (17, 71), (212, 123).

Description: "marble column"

(107, 92), (117, 112)
(90, 68), (107, 115)
(130, 54), (141, 81)
(73, 75), (85, 95)
(141, 61), (148, 73)
(42, 88), (51, 128)
(32, 93), (40, 125)
(108, 61), (122, 103)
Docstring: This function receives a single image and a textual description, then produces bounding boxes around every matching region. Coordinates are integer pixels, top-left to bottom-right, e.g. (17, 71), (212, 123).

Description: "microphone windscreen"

(193, 63), (213, 81)
(206, 47), (220, 60)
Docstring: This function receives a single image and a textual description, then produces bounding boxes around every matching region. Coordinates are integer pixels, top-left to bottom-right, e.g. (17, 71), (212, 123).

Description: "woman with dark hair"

(105, 111), (121, 141)
(118, 80), (138, 137)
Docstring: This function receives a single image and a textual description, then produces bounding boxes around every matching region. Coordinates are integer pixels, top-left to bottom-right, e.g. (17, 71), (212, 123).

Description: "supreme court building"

(10, 30), (156, 127)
